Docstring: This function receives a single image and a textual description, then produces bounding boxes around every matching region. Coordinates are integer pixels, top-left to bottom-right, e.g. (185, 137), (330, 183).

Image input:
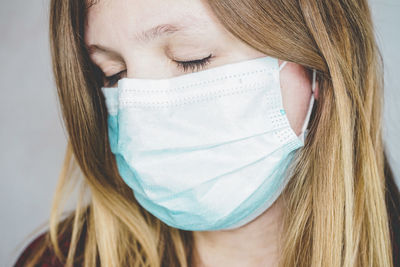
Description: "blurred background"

(0, 0), (399, 266)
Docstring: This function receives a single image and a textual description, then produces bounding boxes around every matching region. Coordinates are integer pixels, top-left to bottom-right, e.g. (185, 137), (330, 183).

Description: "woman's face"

(84, 0), (316, 136)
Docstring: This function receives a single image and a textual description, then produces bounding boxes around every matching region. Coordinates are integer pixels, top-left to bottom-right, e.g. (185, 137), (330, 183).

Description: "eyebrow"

(87, 23), (185, 56)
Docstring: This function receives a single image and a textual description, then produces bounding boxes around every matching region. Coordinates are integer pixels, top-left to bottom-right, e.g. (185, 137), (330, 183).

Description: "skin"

(85, 0), (319, 266)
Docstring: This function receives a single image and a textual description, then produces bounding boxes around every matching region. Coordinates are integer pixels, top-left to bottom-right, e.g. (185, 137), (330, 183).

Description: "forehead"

(84, 0), (222, 49)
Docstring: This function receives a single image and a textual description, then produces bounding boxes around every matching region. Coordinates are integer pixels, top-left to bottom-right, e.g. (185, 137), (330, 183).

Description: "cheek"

(278, 62), (313, 136)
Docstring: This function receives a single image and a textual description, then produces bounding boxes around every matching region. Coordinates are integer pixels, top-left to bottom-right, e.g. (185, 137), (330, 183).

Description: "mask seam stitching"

(119, 68), (273, 92)
(119, 84), (270, 108)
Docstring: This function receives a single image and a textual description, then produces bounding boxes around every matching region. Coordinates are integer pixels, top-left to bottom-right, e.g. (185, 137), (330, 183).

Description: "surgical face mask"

(101, 56), (316, 231)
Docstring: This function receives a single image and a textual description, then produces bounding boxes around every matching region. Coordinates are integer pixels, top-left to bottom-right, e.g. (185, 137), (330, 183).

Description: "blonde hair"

(19, 0), (398, 266)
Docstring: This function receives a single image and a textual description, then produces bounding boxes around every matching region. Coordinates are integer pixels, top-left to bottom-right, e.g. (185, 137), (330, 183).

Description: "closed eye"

(174, 53), (213, 72)
(103, 70), (127, 88)
(102, 54), (213, 87)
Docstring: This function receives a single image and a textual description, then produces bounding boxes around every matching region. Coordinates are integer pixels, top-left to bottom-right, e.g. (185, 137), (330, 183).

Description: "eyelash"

(103, 54), (213, 87)
(175, 54), (213, 72)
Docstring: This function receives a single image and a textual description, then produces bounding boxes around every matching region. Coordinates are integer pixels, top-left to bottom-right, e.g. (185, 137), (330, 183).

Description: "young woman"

(14, 0), (400, 266)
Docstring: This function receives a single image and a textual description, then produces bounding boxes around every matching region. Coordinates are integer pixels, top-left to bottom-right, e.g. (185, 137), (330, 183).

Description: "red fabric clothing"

(13, 221), (86, 267)
(13, 232), (68, 267)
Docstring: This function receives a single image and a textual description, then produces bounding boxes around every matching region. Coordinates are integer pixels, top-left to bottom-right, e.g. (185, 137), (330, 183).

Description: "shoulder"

(390, 211), (400, 266)
(13, 231), (67, 267)
(13, 220), (87, 267)
(385, 167), (400, 265)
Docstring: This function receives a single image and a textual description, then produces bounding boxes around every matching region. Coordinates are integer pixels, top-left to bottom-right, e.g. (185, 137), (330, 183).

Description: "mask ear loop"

(278, 61), (316, 143)
(279, 61), (288, 72)
(299, 69), (316, 143)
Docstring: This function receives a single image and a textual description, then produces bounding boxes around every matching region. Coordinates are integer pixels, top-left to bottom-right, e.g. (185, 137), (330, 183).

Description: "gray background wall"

(0, 0), (399, 266)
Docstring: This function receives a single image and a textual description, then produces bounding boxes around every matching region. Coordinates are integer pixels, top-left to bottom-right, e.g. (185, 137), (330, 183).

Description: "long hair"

(20, 0), (399, 266)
